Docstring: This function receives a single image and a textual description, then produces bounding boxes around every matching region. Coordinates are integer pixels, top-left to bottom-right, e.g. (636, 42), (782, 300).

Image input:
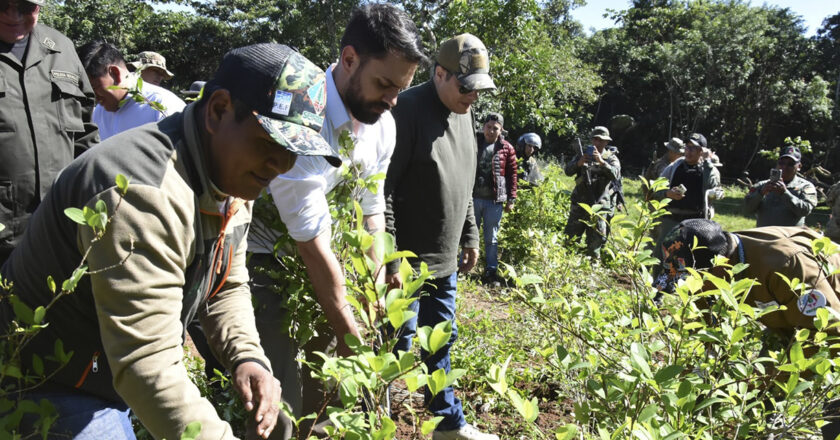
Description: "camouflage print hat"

(436, 33), (496, 92)
(130, 51), (175, 79)
(664, 137), (685, 153)
(590, 126), (612, 141)
(655, 219), (730, 292)
(206, 44), (339, 167)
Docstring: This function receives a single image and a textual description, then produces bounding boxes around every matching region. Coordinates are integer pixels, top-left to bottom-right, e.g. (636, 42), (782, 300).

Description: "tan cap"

(590, 126), (612, 141)
(129, 51), (174, 79)
(664, 137), (685, 153)
(436, 33), (495, 92)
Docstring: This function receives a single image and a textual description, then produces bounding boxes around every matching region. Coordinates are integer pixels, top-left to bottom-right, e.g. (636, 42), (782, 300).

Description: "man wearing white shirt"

(245, 4), (426, 439)
(78, 41), (185, 140)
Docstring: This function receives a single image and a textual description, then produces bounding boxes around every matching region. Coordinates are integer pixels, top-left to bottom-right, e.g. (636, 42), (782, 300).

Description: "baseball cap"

(590, 126), (612, 141)
(436, 33), (496, 92)
(23, 0), (45, 5)
(130, 51), (175, 79)
(664, 137), (685, 153)
(206, 44), (339, 167)
(180, 81), (206, 98)
(484, 112), (504, 127)
(654, 219), (730, 292)
(687, 133), (707, 149)
(780, 146), (802, 162)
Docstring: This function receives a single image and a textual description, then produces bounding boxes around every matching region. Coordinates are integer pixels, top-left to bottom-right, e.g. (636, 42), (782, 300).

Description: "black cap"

(206, 44), (340, 167)
(654, 219), (730, 292)
(484, 112), (504, 127)
(687, 133), (707, 149)
(780, 146), (802, 162)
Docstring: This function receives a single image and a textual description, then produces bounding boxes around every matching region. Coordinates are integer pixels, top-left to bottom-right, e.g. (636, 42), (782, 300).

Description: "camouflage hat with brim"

(664, 137), (685, 153)
(207, 44), (339, 167)
(590, 126), (612, 141)
(132, 51), (174, 79)
(437, 33), (496, 92)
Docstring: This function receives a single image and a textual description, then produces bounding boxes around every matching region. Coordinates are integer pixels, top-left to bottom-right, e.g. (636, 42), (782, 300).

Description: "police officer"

(0, 0), (99, 265)
(516, 132), (543, 187)
(563, 126), (621, 258)
(743, 145), (817, 227)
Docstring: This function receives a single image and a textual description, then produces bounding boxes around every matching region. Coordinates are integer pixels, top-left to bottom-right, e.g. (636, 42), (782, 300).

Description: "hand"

(771, 181), (787, 194)
(386, 272), (403, 291)
(234, 361), (282, 439)
(504, 201), (514, 213)
(666, 188), (685, 200)
(590, 149), (605, 165)
(760, 183), (773, 196)
(459, 247), (478, 273)
(576, 155), (587, 167)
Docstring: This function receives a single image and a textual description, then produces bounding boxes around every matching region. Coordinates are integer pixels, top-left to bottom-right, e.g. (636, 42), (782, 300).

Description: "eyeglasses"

(0, 0), (39, 14)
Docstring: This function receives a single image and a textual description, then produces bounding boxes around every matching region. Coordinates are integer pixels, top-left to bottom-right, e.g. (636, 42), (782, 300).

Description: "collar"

(325, 64), (355, 138)
(24, 25), (58, 69)
(181, 103), (228, 202)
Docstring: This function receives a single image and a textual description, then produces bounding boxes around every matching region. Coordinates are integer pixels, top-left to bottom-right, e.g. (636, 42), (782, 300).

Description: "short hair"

(196, 85), (254, 123)
(340, 3), (427, 64)
(78, 41), (126, 78)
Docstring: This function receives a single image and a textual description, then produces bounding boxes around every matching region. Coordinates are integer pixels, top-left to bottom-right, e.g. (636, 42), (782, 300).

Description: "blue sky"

(570, 0), (839, 36)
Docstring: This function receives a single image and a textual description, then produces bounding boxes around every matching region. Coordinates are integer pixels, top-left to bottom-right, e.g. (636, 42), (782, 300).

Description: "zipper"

(74, 351), (101, 388)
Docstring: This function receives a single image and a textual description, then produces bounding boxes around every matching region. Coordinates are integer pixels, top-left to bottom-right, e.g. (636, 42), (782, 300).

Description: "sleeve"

(461, 197), (479, 249)
(384, 104), (414, 275)
(199, 225), (272, 372)
(74, 53), (100, 156)
(782, 181), (817, 218)
(564, 154), (581, 176)
(653, 162), (676, 200)
(268, 156), (332, 242)
(766, 252), (840, 330)
(742, 181), (764, 215)
(596, 153), (620, 180)
(506, 144), (518, 201)
(706, 166), (723, 200)
(359, 122), (395, 216)
(80, 186), (236, 440)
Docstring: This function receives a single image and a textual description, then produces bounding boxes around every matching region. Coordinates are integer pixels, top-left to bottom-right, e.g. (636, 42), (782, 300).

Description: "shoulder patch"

(797, 289), (826, 317)
(50, 70), (80, 86)
(42, 37), (56, 50)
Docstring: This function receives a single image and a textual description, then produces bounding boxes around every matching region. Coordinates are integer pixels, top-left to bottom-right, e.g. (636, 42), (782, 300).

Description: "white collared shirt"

(248, 64), (396, 251)
(93, 79), (186, 140)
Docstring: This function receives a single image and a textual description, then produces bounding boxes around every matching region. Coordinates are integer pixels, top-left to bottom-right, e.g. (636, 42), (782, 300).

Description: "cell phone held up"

(770, 168), (782, 182)
(673, 184), (687, 196)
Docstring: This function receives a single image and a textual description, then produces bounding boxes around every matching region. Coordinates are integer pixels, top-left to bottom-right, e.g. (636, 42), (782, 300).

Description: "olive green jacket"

(743, 175), (817, 227)
(564, 146), (621, 210)
(0, 24), (99, 258)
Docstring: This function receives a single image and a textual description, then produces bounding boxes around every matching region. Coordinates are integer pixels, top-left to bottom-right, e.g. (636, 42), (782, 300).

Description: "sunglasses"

(0, 0), (39, 14)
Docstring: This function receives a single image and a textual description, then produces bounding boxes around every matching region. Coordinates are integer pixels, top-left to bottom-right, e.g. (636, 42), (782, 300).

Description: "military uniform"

(743, 175), (817, 227)
(563, 146), (621, 256)
(824, 182), (840, 242)
(642, 154), (673, 198)
(0, 24), (99, 264)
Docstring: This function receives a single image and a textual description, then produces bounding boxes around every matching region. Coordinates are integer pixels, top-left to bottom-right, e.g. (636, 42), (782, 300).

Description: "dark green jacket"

(564, 146), (622, 210)
(385, 81), (479, 277)
(743, 175), (817, 227)
(0, 24), (99, 259)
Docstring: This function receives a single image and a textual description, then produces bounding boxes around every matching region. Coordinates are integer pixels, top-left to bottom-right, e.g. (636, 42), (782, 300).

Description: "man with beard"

(244, 4), (425, 438)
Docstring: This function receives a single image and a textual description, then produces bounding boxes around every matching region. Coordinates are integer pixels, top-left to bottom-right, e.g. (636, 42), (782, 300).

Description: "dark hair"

(77, 41), (126, 77)
(340, 3), (426, 64)
(196, 84), (253, 123)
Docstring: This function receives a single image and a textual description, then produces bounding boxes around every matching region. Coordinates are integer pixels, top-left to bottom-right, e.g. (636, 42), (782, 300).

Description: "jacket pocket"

(0, 180), (14, 241)
(0, 74), (17, 133)
(52, 78), (86, 133)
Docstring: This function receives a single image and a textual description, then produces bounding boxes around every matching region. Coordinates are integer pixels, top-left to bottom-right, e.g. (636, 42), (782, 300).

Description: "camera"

(770, 168), (782, 182)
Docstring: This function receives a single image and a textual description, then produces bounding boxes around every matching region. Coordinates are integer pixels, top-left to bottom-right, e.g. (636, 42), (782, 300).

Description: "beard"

(344, 70), (390, 124)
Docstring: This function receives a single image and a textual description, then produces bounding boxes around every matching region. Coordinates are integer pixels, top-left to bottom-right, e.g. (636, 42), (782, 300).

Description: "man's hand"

(666, 188), (685, 200)
(234, 361), (282, 439)
(504, 201), (514, 213)
(459, 247), (479, 273)
(590, 149), (605, 165)
(386, 272), (403, 291)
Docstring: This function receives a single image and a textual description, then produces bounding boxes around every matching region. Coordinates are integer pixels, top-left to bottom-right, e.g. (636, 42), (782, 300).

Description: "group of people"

(0, 1), (527, 439)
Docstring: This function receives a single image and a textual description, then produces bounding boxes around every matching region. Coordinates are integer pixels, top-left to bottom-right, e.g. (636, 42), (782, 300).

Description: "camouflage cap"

(207, 44), (339, 167)
(664, 137), (685, 153)
(130, 51), (174, 79)
(436, 33), (496, 92)
(655, 219), (729, 292)
(590, 126), (612, 141)
(780, 145), (802, 162)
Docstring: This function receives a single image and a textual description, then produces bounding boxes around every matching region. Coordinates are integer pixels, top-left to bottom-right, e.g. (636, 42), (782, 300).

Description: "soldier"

(563, 126), (621, 258)
(0, 0), (99, 266)
(743, 145), (817, 227)
(516, 132), (543, 187)
(643, 137), (684, 199)
(128, 50), (174, 86)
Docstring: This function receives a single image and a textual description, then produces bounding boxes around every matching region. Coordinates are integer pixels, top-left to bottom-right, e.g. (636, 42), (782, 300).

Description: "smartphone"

(585, 145), (595, 156)
(770, 168), (782, 182)
(674, 184), (687, 196)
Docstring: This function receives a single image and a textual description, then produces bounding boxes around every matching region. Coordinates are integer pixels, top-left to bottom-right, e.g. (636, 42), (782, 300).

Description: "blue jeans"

(19, 390), (134, 439)
(393, 272), (466, 431)
(473, 197), (504, 273)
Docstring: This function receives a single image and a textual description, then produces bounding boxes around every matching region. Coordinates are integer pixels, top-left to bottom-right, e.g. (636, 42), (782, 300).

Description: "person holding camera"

(743, 145), (817, 227)
(563, 126), (621, 258)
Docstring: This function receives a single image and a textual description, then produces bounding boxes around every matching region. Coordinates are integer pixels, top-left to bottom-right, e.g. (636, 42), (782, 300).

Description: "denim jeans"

(393, 271), (466, 431)
(473, 197), (504, 273)
(19, 389), (134, 439)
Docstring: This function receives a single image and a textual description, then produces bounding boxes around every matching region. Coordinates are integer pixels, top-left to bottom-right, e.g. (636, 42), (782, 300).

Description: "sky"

(570, 0), (839, 36)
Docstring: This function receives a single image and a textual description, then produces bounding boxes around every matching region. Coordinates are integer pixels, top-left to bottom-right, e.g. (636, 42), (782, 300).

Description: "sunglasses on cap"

(0, 0), (39, 14)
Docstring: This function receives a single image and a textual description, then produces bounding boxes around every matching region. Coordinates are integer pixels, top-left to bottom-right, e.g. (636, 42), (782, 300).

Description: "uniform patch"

(300, 111), (323, 128)
(51, 70), (80, 86)
(272, 90), (293, 116)
(42, 37), (55, 50)
(306, 79), (326, 114)
(797, 289), (827, 317)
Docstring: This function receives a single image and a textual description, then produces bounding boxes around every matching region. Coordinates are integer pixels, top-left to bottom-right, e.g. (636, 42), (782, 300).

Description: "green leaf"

(180, 421), (202, 440)
(11, 295), (34, 324)
(421, 417), (444, 435)
(507, 389), (539, 423)
(64, 207), (86, 225)
(653, 364), (683, 385)
(487, 355), (512, 396)
(428, 368), (447, 396)
(428, 320), (453, 355)
(47, 275), (57, 294)
(637, 403), (657, 423)
(629, 342), (652, 378)
(116, 174), (130, 194)
(404, 373), (427, 392)
(555, 424), (580, 440)
(33, 306), (46, 324)
(32, 354), (44, 376)
(61, 266), (88, 293)
(95, 199), (107, 213)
